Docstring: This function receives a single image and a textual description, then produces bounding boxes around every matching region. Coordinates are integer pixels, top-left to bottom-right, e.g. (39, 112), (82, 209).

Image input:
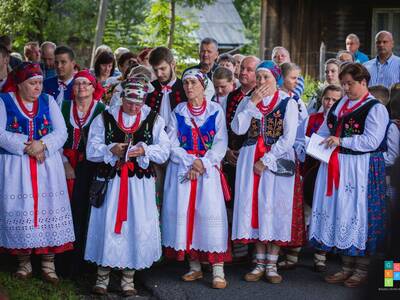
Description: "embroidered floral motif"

(7, 116), (23, 133)
(38, 114), (53, 136)
(106, 122), (114, 143)
(177, 131), (188, 148)
(202, 129), (215, 149)
(343, 118), (361, 137)
(345, 183), (355, 193)
(265, 109), (284, 142)
(143, 122), (152, 144)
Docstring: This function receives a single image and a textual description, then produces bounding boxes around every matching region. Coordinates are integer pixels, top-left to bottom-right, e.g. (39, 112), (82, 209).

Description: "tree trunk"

(167, 0), (176, 49)
(90, 0), (109, 68)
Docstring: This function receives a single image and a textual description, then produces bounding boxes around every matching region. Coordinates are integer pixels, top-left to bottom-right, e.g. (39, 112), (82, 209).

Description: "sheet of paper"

(306, 133), (336, 164)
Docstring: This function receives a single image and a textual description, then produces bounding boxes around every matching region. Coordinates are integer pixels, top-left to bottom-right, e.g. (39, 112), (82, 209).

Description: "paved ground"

(135, 253), (365, 300)
(2, 251), (399, 299)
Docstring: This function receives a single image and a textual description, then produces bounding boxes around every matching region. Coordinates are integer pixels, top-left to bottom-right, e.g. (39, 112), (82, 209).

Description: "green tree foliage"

(103, 0), (147, 52)
(233, 0), (260, 55)
(0, 0), (98, 65)
(137, 0), (214, 73)
(0, 0), (52, 49)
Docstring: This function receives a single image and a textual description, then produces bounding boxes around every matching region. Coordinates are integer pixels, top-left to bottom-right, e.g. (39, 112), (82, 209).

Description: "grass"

(0, 271), (80, 300)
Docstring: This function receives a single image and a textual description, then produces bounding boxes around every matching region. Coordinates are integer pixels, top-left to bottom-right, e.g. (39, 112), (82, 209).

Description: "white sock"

(42, 254), (58, 279)
(212, 263), (225, 279)
(266, 253), (279, 263)
(313, 253), (326, 266)
(121, 269), (135, 291)
(96, 266), (111, 288)
(17, 255), (32, 275)
(189, 260), (201, 272)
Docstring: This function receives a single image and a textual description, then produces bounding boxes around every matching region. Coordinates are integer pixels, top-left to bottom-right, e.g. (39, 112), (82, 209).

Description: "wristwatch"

(40, 140), (47, 150)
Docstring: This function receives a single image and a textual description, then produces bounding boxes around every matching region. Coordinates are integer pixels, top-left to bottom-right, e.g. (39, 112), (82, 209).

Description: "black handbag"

(89, 167), (115, 208)
(270, 158), (296, 177)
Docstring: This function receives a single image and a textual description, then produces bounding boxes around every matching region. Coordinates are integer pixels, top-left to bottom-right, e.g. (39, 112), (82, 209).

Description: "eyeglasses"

(74, 81), (91, 87)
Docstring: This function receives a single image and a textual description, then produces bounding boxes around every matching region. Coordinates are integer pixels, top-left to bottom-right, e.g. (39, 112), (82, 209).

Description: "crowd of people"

(0, 30), (399, 296)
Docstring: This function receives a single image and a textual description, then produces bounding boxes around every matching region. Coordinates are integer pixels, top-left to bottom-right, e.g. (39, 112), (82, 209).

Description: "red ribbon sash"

(63, 148), (84, 199)
(114, 161), (135, 234)
(185, 147), (206, 251)
(326, 93), (369, 196)
(29, 156), (39, 227)
(251, 91), (278, 229)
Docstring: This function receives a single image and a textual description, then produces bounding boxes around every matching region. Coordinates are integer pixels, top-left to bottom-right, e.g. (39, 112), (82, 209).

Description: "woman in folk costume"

(231, 60), (306, 284)
(278, 84), (343, 272)
(61, 69), (105, 275)
(0, 62), (74, 284)
(162, 69), (230, 289)
(85, 78), (170, 296)
(309, 63), (389, 288)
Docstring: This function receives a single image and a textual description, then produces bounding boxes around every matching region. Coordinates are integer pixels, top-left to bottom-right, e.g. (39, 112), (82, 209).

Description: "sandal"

(278, 260), (297, 270)
(121, 270), (137, 297)
(212, 276), (227, 289)
(92, 267), (110, 295)
(41, 255), (59, 285)
(15, 256), (32, 279)
(313, 253), (327, 272)
(244, 264), (265, 282)
(325, 271), (352, 284)
(265, 264), (283, 284)
(344, 272), (367, 288)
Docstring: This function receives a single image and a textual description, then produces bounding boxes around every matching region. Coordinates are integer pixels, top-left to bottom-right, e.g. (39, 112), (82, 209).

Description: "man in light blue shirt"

(364, 31), (400, 88)
(346, 33), (369, 64)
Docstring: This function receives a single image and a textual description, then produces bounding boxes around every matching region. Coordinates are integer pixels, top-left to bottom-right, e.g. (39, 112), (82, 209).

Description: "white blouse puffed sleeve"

(40, 96), (68, 156)
(341, 103), (389, 152)
(136, 115), (171, 169)
(167, 111), (197, 169)
(0, 99), (27, 155)
(86, 113), (119, 166)
(297, 98), (309, 125)
(200, 107), (228, 175)
(294, 116), (310, 163)
(230, 97), (262, 135)
(260, 99), (298, 171)
(384, 122), (400, 167)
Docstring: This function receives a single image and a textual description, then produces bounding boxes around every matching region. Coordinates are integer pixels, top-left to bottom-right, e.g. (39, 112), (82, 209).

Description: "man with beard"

(146, 46), (187, 211)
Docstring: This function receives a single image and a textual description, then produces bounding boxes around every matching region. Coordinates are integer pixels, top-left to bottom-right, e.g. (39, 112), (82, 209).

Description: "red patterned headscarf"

(121, 78), (150, 104)
(72, 69), (105, 101)
(2, 62), (43, 92)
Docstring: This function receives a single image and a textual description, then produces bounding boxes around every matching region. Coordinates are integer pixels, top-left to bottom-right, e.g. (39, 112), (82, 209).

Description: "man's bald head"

(239, 56), (260, 89)
(375, 30), (394, 59)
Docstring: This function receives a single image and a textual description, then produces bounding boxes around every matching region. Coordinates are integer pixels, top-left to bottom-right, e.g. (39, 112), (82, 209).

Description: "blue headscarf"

(256, 60), (283, 87)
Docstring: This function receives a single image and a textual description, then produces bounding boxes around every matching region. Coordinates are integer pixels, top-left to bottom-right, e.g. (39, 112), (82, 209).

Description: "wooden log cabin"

(260, 0), (400, 78)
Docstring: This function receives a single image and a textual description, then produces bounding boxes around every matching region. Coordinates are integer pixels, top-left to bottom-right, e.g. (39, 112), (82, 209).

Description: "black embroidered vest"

(226, 87), (254, 150)
(96, 110), (158, 179)
(243, 97), (290, 147)
(145, 79), (187, 113)
(62, 101), (106, 152)
(327, 99), (387, 154)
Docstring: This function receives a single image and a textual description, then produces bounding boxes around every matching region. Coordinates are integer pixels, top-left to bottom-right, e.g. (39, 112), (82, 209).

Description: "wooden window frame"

(371, 8), (400, 56)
